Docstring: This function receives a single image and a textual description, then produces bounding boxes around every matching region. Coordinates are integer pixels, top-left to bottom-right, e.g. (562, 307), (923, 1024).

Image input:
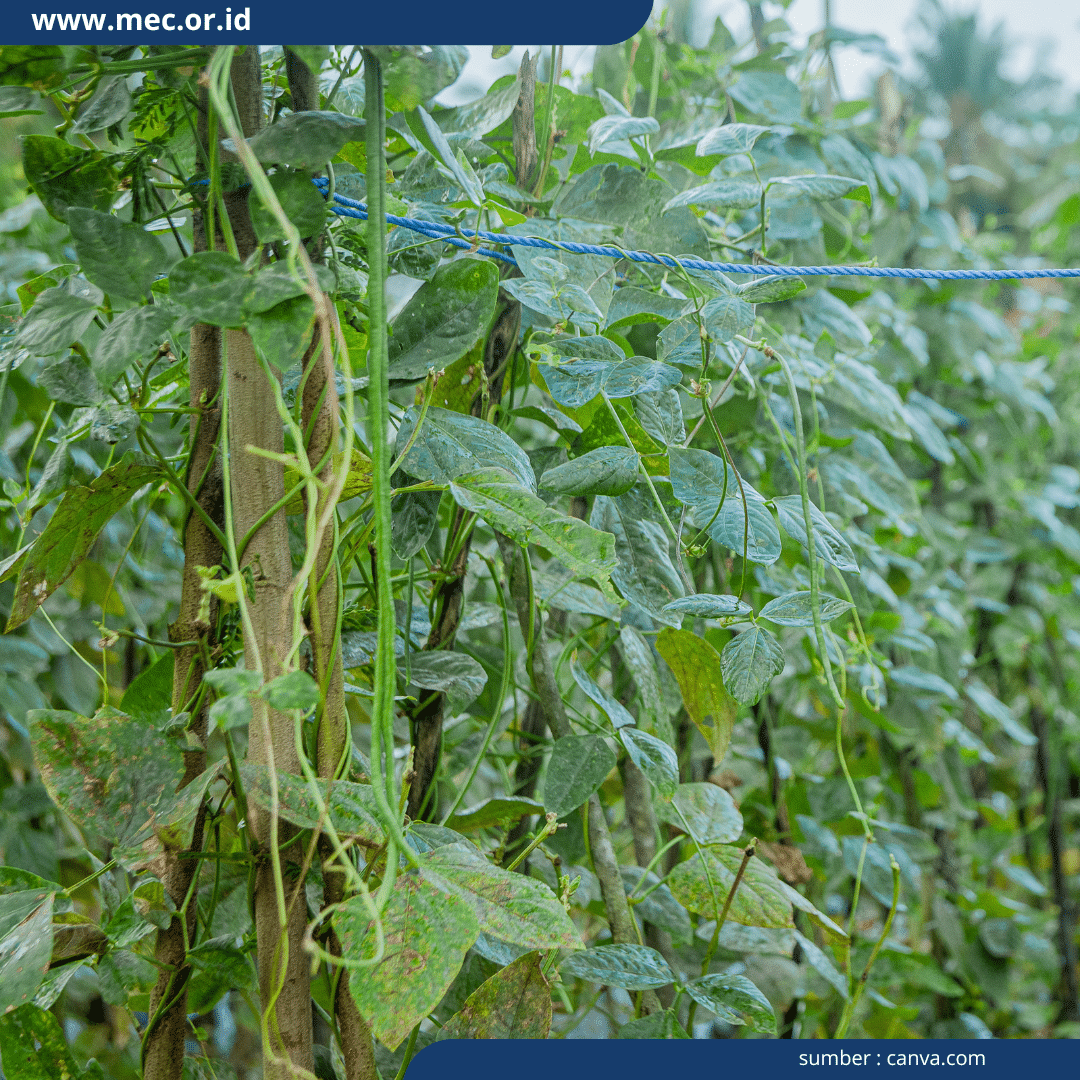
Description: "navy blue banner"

(6, 1), (652, 45)
(408, 1039), (1068, 1080)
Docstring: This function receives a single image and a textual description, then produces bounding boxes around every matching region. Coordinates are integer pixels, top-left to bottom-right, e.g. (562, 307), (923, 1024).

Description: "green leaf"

(93, 304), (176, 389)
(445, 796), (545, 833)
(188, 939), (257, 1014)
(655, 628), (737, 764)
(38, 354), (103, 406)
(586, 114), (659, 154)
(773, 496), (859, 574)
(603, 359), (684, 399)
(616, 625), (673, 745)
(890, 665), (958, 699)
(560, 944), (674, 990)
(656, 314), (705, 367)
(13, 285), (98, 357)
(543, 734), (616, 817)
(98, 947), (156, 1005)
(244, 110), (366, 171)
(539, 446), (639, 497)
(286, 46), (329, 72)
(720, 626), (785, 706)
(407, 651), (488, 715)
(774, 876), (848, 943)
(167, 252), (252, 328)
(695, 123), (775, 157)
(512, 402), (583, 440)
(662, 593), (752, 621)
(796, 289), (872, 351)
(391, 485), (441, 560)
(503, 277), (600, 327)
(70, 75), (132, 134)
(437, 951), (551, 1039)
(435, 73), (520, 136)
(737, 275), (807, 303)
(387, 260), (499, 380)
(591, 485), (685, 625)
(794, 929), (848, 998)
(8, 453), (158, 630)
(396, 407), (534, 489)
(240, 764), (383, 848)
(27, 441), (72, 513)
(618, 1010), (689, 1039)
(539, 356), (682, 409)
(0, 86), (43, 118)
(658, 782), (744, 846)
(663, 177), (761, 213)
(669, 448), (782, 565)
(668, 846), (793, 927)
(571, 653), (635, 729)
(372, 45), (468, 110)
(67, 208), (169, 302)
(89, 401), (137, 444)
(249, 294), (317, 372)
(20, 134), (117, 221)
(203, 667), (262, 697)
(419, 844), (580, 950)
(683, 972), (777, 1032)
(417, 107), (485, 205)
(251, 168), (328, 242)
(605, 287), (689, 330)
(0, 1004), (82, 1080)
(261, 670), (321, 711)
(245, 263), (334, 316)
(634, 389), (685, 447)
(729, 71), (803, 123)
(702, 293), (756, 343)
(539, 360), (611, 408)
(536, 569), (620, 621)
(120, 651), (173, 729)
(29, 705), (185, 854)
(965, 681), (1037, 746)
(449, 469), (618, 590)
(620, 726), (679, 797)
(759, 591), (853, 627)
(768, 173), (865, 202)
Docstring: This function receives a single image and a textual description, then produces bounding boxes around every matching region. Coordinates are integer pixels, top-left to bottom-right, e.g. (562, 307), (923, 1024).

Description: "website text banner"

(10, 0), (652, 45)
(408, 1039), (1064, 1080)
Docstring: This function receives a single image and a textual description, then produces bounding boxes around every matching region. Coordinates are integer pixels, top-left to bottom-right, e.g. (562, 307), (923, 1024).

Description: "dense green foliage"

(0, 6), (1079, 1076)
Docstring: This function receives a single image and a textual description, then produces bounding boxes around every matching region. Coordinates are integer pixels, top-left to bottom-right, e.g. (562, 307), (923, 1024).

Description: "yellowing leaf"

(655, 628), (737, 765)
(283, 447), (373, 514)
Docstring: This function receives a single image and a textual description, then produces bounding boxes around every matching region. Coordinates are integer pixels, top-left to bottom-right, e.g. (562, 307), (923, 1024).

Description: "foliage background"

(1, 0), (1079, 1075)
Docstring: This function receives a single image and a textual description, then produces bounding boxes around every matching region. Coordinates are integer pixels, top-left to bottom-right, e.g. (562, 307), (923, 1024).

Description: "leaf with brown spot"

(7, 453), (158, 630)
(336, 871), (478, 1050)
(241, 764), (383, 848)
(28, 706), (186, 863)
(667, 846), (793, 928)
(438, 951), (551, 1039)
(0, 1001), (82, 1079)
(420, 843), (582, 951)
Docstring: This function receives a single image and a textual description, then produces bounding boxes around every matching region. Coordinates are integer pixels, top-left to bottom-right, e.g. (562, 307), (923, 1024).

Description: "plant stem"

(835, 854), (900, 1038)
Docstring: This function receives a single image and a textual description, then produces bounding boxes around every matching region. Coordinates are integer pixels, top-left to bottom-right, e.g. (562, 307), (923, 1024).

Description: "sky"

(438, 0), (1080, 104)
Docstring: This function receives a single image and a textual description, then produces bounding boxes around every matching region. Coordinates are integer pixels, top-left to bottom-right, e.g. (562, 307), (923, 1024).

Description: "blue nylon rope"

(195, 176), (1080, 281)
(314, 180), (1080, 282)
